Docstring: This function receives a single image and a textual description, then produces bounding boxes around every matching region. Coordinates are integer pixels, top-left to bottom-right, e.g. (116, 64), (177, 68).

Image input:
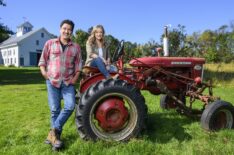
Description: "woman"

(85, 25), (117, 79)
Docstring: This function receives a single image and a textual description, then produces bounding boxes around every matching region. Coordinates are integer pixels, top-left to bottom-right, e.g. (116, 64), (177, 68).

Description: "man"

(38, 19), (82, 150)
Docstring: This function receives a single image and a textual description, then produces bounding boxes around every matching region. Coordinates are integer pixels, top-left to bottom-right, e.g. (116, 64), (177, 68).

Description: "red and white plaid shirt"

(38, 38), (82, 88)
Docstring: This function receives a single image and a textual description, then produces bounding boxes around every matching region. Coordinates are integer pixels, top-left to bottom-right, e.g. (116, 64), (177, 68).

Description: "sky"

(0, 0), (234, 44)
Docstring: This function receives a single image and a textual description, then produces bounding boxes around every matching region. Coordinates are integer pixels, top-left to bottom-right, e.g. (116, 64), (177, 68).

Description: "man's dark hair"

(60, 19), (75, 32)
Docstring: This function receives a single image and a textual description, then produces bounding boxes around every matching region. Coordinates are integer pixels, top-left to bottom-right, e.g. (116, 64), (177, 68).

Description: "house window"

(8, 50), (11, 56)
(13, 50), (15, 55)
(36, 40), (39, 45)
(41, 33), (44, 38)
(15, 58), (16, 63)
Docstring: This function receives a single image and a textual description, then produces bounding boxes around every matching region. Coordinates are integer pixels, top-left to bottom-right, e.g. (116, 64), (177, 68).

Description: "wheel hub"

(95, 97), (129, 132)
(214, 110), (233, 129)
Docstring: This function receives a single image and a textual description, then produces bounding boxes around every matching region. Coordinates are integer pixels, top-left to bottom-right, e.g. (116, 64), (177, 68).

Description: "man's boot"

(45, 129), (63, 149)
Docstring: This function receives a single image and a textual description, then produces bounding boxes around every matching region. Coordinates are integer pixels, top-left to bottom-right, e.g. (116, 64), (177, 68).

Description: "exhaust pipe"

(163, 26), (169, 56)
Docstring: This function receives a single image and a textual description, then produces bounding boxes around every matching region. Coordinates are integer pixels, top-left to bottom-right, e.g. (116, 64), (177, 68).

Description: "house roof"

(0, 28), (54, 48)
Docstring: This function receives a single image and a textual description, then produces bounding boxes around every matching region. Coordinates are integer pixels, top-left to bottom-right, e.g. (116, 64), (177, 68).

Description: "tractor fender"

(80, 73), (105, 93)
(80, 73), (138, 93)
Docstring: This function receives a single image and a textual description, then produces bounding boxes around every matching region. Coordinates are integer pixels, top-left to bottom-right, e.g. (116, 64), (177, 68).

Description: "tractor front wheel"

(201, 100), (234, 131)
(76, 79), (147, 141)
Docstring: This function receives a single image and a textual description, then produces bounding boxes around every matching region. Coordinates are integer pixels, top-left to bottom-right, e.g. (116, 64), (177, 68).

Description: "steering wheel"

(112, 40), (124, 63)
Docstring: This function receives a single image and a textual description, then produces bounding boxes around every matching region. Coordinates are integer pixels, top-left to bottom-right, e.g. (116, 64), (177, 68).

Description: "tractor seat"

(82, 66), (100, 74)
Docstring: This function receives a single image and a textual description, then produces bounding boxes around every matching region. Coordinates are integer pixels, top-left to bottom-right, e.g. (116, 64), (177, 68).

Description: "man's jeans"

(46, 80), (75, 133)
(90, 57), (110, 78)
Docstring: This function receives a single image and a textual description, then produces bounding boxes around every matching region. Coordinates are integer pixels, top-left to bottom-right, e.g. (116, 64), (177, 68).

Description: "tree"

(0, 0), (6, 6)
(184, 32), (201, 57)
(134, 44), (143, 58)
(123, 41), (136, 62)
(74, 29), (89, 61)
(0, 0), (14, 43)
(141, 39), (159, 56)
(104, 34), (119, 62)
(215, 25), (229, 62)
(0, 24), (14, 43)
(198, 30), (218, 62)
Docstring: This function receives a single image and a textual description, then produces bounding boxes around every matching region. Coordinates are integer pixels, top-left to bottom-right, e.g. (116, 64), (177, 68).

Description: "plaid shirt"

(38, 38), (82, 88)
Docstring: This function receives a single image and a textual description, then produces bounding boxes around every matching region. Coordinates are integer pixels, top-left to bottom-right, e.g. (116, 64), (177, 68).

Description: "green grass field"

(0, 65), (234, 155)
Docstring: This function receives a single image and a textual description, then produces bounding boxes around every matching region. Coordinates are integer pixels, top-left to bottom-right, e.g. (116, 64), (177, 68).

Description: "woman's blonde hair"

(87, 25), (106, 47)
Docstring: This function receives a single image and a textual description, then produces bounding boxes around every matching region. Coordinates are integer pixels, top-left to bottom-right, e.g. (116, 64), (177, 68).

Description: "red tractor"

(75, 29), (234, 141)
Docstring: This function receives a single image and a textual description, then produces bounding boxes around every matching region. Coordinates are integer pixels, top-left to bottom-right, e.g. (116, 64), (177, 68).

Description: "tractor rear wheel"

(201, 100), (234, 131)
(76, 79), (147, 141)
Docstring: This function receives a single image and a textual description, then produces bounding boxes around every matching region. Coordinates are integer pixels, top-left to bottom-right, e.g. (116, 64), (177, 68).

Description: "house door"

(30, 52), (37, 66)
(20, 57), (24, 66)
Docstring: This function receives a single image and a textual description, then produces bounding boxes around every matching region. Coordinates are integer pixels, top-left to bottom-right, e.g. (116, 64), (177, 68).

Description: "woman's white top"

(98, 48), (103, 58)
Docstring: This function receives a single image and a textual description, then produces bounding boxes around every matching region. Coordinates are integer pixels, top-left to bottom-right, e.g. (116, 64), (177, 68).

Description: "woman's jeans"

(90, 57), (110, 78)
(46, 80), (75, 133)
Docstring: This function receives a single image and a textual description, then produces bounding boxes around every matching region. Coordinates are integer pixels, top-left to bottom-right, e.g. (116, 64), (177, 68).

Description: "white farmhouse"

(0, 22), (55, 67)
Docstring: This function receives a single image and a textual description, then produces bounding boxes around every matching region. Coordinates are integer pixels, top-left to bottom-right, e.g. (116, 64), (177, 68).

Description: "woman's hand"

(106, 59), (111, 65)
(91, 53), (98, 58)
(101, 57), (108, 65)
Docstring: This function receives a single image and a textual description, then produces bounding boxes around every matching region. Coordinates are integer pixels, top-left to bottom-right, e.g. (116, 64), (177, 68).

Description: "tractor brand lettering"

(171, 62), (192, 65)
(194, 65), (202, 70)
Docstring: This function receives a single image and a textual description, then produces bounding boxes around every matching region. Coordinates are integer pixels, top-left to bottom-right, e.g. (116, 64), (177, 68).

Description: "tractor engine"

(129, 57), (205, 95)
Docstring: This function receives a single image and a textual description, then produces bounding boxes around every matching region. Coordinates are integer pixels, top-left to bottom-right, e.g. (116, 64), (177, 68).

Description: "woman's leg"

(90, 57), (110, 78)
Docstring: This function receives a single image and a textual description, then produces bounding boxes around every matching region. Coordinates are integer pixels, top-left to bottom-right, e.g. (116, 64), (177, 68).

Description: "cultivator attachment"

(144, 64), (221, 118)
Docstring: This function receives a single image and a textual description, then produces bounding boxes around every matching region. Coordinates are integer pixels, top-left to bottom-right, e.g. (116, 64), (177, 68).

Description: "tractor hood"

(129, 57), (205, 67)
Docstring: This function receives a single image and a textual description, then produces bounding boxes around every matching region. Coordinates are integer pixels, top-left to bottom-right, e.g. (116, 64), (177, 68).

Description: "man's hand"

(70, 77), (77, 85)
(39, 66), (48, 80)
(70, 71), (80, 85)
